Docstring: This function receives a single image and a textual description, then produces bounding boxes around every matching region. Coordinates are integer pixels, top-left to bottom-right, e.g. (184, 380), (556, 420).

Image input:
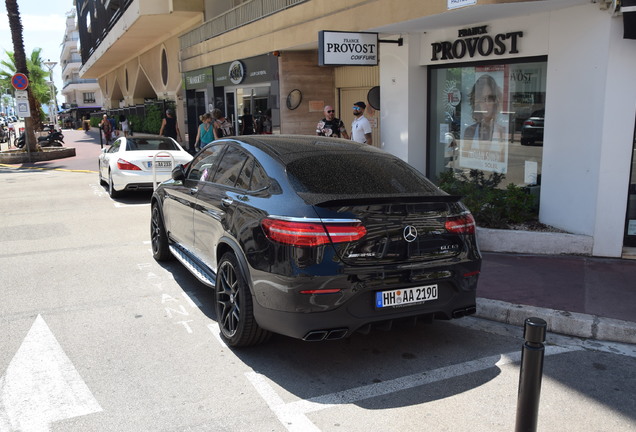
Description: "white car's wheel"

(98, 161), (107, 185)
(108, 170), (122, 198)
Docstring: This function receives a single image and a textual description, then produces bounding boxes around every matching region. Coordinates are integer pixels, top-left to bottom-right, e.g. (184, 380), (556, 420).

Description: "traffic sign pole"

(12, 73), (33, 162)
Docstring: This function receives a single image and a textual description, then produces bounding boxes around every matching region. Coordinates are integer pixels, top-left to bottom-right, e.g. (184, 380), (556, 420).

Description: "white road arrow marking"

(0, 315), (102, 431)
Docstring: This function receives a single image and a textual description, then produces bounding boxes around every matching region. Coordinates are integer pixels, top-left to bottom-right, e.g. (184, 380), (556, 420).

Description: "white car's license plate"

(148, 161), (172, 168)
(375, 285), (438, 308)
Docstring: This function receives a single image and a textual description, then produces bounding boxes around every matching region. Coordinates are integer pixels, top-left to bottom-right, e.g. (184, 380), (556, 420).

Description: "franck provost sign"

(319, 31), (378, 66)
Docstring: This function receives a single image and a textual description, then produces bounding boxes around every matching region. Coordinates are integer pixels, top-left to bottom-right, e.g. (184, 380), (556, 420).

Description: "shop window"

(161, 48), (168, 86)
(428, 58), (547, 190)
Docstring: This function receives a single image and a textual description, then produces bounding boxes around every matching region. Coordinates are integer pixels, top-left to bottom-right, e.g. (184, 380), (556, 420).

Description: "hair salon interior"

(75, 0), (636, 258)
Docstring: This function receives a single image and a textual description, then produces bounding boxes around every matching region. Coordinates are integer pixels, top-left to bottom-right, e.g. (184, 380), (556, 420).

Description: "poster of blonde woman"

(459, 70), (509, 174)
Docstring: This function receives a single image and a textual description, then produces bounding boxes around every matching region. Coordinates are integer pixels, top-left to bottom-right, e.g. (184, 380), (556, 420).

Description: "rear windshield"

(286, 153), (439, 196)
(126, 138), (180, 151)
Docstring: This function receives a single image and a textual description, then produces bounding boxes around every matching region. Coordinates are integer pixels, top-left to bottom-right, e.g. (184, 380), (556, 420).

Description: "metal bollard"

(515, 317), (547, 432)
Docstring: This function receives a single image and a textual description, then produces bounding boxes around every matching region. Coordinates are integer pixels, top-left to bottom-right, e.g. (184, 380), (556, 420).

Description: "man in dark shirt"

(159, 109), (182, 142)
(316, 105), (349, 139)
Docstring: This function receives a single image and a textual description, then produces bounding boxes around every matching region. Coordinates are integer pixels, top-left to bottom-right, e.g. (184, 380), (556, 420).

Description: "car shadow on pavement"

(103, 189), (154, 204)
(157, 256), (508, 409)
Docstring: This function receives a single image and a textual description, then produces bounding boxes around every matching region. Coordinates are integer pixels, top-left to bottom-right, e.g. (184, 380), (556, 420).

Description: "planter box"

(0, 147), (76, 164)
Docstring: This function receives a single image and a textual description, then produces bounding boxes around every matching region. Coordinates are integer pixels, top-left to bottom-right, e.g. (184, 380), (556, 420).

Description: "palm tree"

(1, 49), (50, 124)
(5, 0), (40, 150)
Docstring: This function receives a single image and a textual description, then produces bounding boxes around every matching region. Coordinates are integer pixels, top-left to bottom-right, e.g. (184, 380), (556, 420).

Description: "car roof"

(228, 135), (387, 164)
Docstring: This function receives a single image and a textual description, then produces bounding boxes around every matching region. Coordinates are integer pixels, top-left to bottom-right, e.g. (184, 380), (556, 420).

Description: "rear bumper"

(112, 170), (172, 191)
(252, 288), (477, 341)
(249, 262), (479, 340)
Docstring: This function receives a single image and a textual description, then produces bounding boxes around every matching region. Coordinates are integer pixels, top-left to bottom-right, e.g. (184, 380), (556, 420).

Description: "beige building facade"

(77, 0), (636, 257)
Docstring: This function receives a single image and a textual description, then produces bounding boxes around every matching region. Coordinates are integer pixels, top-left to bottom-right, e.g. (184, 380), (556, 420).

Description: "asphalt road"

(1, 156), (636, 431)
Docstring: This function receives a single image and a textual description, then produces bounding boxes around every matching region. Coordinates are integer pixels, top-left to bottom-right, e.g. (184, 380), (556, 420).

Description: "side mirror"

(172, 164), (186, 181)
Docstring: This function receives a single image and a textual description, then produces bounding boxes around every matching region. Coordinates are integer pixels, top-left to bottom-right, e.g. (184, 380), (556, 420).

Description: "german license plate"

(148, 161), (172, 168)
(375, 285), (438, 308)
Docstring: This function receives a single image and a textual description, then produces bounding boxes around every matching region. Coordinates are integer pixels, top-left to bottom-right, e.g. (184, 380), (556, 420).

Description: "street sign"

(11, 73), (29, 90)
(15, 90), (30, 117)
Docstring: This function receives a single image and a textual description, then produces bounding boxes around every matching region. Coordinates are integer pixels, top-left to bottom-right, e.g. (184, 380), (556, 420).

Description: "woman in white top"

(119, 115), (129, 137)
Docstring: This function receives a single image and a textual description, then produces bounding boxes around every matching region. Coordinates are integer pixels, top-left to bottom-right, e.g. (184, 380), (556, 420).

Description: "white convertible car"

(99, 136), (193, 198)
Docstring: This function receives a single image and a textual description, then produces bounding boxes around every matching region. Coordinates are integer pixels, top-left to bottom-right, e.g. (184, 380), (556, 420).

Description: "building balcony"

(179, 0), (308, 50)
(77, 0), (205, 78)
(63, 78), (99, 90)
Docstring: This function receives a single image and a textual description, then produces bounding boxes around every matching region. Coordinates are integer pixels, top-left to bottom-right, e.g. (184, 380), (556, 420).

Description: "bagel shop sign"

(319, 31), (378, 66)
(430, 26), (524, 62)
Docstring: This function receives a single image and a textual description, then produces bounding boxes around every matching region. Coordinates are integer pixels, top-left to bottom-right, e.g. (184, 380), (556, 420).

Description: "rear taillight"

(117, 158), (141, 171)
(524, 120), (535, 126)
(261, 218), (367, 247)
(445, 213), (476, 234)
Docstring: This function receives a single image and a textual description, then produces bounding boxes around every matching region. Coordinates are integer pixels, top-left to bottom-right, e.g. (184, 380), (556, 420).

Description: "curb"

(0, 147), (76, 164)
(476, 297), (636, 345)
(476, 227), (594, 256)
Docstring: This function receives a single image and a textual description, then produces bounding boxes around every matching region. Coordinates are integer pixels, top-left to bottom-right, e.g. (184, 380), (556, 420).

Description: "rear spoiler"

(299, 193), (463, 207)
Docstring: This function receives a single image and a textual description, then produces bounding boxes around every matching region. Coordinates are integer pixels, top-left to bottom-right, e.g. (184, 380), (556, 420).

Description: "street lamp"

(43, 59), (58, 126)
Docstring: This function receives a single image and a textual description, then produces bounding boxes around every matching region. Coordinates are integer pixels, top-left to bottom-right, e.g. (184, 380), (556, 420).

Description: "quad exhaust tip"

(303, 328), (349, 341)
(452, 305), (477, 319)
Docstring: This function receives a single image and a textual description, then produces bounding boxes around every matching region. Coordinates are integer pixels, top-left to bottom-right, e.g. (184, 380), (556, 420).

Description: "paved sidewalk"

(476, 252), (636, 345)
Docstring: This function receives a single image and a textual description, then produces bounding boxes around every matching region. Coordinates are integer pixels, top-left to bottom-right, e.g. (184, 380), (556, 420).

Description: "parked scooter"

(16, 126), (65, 148)
(38, 124), (65, 146)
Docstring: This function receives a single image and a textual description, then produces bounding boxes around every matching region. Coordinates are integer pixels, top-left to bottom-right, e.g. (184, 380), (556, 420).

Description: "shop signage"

(184, 67), (213, 90)
(229, 61), (245, 85)
(213, 55), (277, 87)
(430, 26), (523, 61)
(318, 31), (378, 66)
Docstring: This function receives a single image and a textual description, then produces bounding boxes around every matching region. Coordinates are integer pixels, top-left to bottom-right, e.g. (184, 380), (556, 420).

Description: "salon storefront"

(212, 55), (280, 136)
(183, 54), (280, 148)
(378, 2), (636, 257)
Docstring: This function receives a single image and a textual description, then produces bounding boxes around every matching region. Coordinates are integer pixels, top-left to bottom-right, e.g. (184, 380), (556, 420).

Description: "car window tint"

(187, 144), (226, 182)
(235, 157), (253, 190)
(287, 154), (439, 195)
(126, 138), (179, 151)
(212, 146), (248, 188)
(249, 160), (269, 191)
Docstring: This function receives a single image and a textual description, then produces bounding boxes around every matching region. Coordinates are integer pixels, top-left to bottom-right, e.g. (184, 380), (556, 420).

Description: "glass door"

(225, 91), (236, 134)
(624, 117), (636, 247)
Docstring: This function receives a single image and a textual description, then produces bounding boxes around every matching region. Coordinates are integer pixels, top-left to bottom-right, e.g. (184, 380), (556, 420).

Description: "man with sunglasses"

(351, 101), (373, 146)
(316, 105), (349, 139)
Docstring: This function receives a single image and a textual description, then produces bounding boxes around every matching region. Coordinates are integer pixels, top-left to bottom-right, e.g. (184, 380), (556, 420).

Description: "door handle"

(221, 197), (233, 207)
(190, 187), (198, 195)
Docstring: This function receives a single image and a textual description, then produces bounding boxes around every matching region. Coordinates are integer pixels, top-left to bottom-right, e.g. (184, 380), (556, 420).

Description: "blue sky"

(0, 0), (74, 102)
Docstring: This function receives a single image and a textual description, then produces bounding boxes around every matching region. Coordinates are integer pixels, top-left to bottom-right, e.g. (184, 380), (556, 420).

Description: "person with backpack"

(212, 108), (233, 139)
(194, 112), (215, 151)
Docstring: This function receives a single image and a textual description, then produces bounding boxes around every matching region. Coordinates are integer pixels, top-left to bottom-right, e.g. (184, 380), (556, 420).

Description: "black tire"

(215, 252), (271, 347)
(108, 170), (122, 198)
(151, 203), (172, 261)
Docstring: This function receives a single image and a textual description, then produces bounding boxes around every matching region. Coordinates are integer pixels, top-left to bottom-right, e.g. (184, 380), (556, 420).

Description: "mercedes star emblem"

(403, 225), (418, 242)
